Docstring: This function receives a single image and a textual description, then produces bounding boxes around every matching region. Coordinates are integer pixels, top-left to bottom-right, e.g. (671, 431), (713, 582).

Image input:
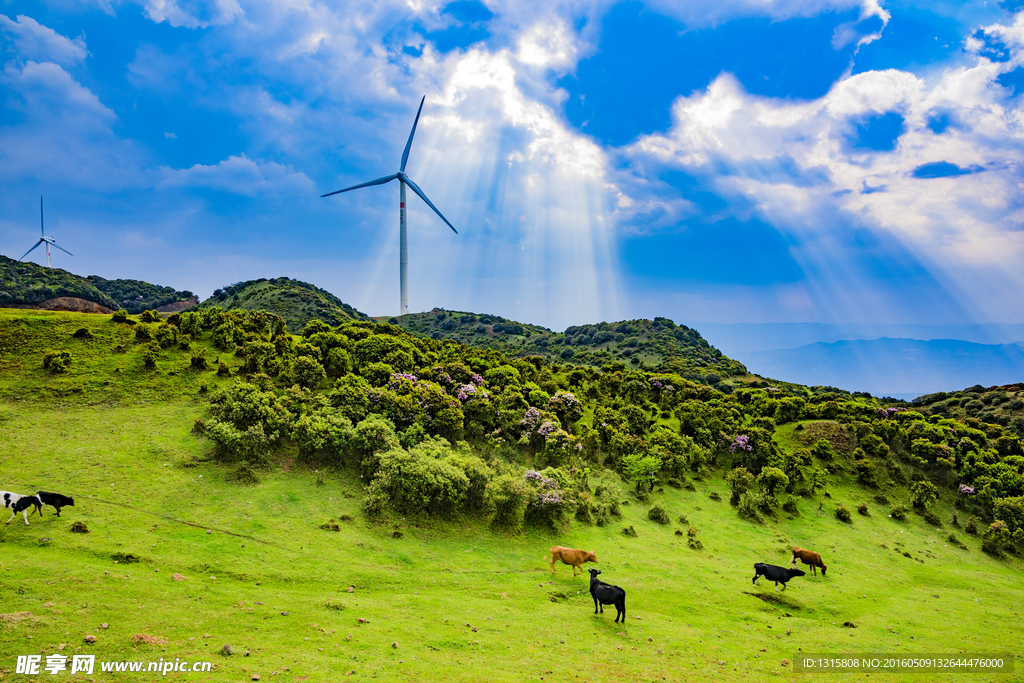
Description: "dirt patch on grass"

(794, 421), (858, 455)
(7, 297), (113, 314)
(743, 591), (803, 610)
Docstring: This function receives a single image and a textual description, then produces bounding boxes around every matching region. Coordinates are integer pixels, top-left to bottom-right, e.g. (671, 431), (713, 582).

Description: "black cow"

(752, 562), (805, 591)
(36, 491), (74, 517)
(588, 568), (626, 623)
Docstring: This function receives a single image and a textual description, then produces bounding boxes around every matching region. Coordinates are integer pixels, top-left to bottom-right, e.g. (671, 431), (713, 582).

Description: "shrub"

(947, 533), (968, 549)
(228, 462), (261, 485)
(756, 466), (789, 496)
(648, 504), (671, 525)
(487, 473), (530, 532)
(112, 309), (129, 323)
(966, 515), (980, 535)
(835, 504), (852, 523)
(154, 323), (177, 348)
(42, 350), (72, 374)
(292, 356), (327, 390)
(142, 341), (160, 368)
(858, 503), (869, 516)
(889, 503), (908, 521)
(190, 348), (209, 370)
(726, 467), (754, 505)
(361, 362), (395, 387)
(982, 520), (1011, 556)
(687, 525), (703, 550)
(293, 409), (353, 466)
(524, 468), (577, 532)
(811, 438), (836, 460)
(910, 480), (938, 510)
(203, 419), (274, 466)
(622, 525), (638, 537)
(134, 324), (152, 342)
(709, 491), (722, 501)
(72, 328), (93, 340)
(217, 361), (231, 377)
(140, 310), (161, 323)
(363, 445), (471, 518)
(736, 491), (763, 523)
(782, 499), (799, 515)
(923, 510), (943, 527)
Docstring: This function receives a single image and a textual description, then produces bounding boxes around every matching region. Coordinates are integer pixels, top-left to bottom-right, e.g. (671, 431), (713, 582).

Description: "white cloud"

(622, 19), (1024, 322)
(158, 154), (315, 196)
(0, 14), (88, 66)
(141, 0), (244, 29)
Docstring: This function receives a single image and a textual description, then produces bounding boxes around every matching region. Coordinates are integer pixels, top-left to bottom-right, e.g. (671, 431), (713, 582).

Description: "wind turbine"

(322, 96), (457, 317)
(20, 197), (72, 268)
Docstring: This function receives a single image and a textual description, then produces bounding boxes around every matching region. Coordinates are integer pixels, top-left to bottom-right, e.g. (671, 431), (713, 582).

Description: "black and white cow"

(2, 492), (42, 526)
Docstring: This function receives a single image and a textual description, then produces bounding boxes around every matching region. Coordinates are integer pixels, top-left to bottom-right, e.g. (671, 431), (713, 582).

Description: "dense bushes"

(42, 349), (72, 373)
(180, 308), (1024, 539)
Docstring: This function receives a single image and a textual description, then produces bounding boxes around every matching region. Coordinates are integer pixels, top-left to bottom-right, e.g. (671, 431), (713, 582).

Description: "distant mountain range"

(741, 337), (1024, 399)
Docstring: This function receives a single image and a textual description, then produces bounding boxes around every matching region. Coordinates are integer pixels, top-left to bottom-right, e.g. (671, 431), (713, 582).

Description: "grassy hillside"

(86, 276), (195, 314)
(0, 255), (118, 309)
(199, 278), (370, 332)
(1, 308), (1023, 682)
(389, 309), (746, 382)
(0, 254), (194, 314)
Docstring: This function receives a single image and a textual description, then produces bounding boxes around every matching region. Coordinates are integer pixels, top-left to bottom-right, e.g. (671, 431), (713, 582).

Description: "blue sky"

(2, 0), (1023, 331)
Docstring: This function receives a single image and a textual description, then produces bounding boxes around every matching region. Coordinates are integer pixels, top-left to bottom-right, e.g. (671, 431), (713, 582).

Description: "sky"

(2, 0), (1024, 332)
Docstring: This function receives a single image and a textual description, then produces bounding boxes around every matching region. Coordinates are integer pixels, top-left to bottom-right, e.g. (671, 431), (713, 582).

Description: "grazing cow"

(753, 562), (805, 591)
(791, 547), (827, 577)
(545, 546), (598, 576)
(36, 491), (75, 517)
(2, 492), (41, 526)
(588, 569), (626, 623)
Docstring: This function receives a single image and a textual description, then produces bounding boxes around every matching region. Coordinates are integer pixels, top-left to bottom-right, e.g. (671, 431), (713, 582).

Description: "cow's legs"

(5, 510), (14, 525)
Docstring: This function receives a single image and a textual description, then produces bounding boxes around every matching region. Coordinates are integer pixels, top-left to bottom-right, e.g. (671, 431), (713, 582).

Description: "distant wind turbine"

(20, 197), (72, 268)
(322, 96), (457, 317)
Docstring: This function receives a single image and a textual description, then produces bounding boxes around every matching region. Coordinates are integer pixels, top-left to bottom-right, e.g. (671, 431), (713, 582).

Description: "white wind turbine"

(322, 96), (457, 317)
(20, 197), (72, 268)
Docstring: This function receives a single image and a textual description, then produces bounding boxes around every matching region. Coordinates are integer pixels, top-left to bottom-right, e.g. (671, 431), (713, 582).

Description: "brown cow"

(791, 547), (827, 576)
(545, 546), (598, 576)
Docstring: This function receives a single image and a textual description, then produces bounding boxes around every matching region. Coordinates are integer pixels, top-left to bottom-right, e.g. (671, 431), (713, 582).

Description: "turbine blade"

(48, 240), (73, 257)
(20, 240), (43, 260)
(399, 96), (426, 173)
(321, 173), (398, 198)
(404, 175), (458, 234)
(40, 196), (44, 236)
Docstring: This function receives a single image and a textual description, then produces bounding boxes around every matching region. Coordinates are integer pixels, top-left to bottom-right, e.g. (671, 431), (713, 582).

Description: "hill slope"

(0, 308), (1022, 682)
(0, 254), (195, 313)
(390, 309), (746, 381)
(199, 277), (370, 332)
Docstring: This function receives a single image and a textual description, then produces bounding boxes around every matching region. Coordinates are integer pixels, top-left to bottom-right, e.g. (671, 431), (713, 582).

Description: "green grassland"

(0, 309), (1022, 682)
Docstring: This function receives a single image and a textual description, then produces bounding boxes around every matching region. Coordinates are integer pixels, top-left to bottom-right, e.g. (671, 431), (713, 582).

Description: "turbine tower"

(20, 197), (72, 268)
(322, 96), (457, 317)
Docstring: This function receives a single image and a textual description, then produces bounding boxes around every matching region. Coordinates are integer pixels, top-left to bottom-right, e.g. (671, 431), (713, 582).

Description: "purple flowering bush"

(523, 467), (577, 532)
